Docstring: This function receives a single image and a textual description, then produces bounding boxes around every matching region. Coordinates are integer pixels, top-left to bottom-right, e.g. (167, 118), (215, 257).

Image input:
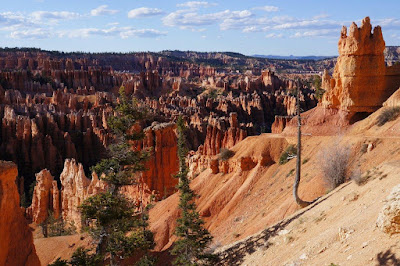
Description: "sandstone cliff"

(0, 161), (40, 266)
(322, 17), (400, 112)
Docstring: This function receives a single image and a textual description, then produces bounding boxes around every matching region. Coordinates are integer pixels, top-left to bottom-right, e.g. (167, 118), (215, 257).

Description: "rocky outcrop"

(322, 17), (400, 112)
(0, 89), (113, 188)
(383, 87), (400, 107)
(26, 169), (60, 224)
(27, 159), (106, 229)
(202, 113), (247, 156)
(377, 183), (400, 234)
(59, 159), (88, 226)
(271, 116), (291, 134)
(28, 122), (182, 224)
(0, 161), (40, 266)
(141, 122), (179, 198)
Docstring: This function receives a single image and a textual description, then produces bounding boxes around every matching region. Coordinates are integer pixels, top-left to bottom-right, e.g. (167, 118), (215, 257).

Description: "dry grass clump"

(320, 143), (351, 189)
(350, 167), (364, 185)
(219, 148), (235, 161)
(376, 107), (400, 126)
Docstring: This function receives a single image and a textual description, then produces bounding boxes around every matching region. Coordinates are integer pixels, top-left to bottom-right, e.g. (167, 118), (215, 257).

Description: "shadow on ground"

(376, 248), (400, 266)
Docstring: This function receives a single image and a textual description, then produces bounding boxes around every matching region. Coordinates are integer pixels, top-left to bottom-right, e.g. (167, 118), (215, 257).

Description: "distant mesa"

(252, 54), (336, 61)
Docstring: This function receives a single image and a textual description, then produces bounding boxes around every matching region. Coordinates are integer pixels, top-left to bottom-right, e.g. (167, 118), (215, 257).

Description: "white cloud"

(121, 29), (167, 38)
(62, 27), (167, 39)
(221, 15), (343, 34)
(10, 28), (50, 39)
(128, 7), (163, 19)
(177, 1), (217, 9)
(273, 19), (340, 30)
(219, 10), (253, 30)
(290, 29), (337, 38)
(91, 5), (118, 16)
(313, 13), (330, 20)
(243, 26), (260, 33)
(107, 22), (120, 26)
(163, 9), (223, 28)
(265, 33), (283, 38)
(391, 34), (400, 39)
(30, 11), (81, 23)
(374, 18), (400, 30)
(253, 5), (279, 12)
(0, 12), (33, 29)
(163, 9), (252, 30)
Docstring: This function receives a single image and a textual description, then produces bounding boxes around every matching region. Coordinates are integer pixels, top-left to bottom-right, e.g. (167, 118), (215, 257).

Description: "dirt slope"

(218, 161), (400, 266)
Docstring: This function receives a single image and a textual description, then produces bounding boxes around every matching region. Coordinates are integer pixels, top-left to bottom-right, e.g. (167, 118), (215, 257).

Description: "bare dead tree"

(293, 87), (313, 208)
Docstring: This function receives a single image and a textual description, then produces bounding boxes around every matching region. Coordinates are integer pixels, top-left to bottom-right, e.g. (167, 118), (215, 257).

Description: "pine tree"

(79, 87), (154, 265)
(171, 116), (215, 265)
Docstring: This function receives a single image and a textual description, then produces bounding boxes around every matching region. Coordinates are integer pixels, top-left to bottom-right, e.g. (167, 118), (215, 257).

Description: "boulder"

(377, 183), (400, 234)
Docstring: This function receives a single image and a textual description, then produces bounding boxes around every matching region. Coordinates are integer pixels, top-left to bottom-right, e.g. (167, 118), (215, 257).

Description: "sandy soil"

(218, 161), (400, 266)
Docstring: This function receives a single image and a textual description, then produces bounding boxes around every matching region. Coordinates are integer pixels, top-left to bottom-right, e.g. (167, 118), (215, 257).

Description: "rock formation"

(141, 122), (179, 198)
(28, 121), (182, 224)
(322, 17), (400, 112)
(202, 113), (247, 156)
(26, 169), (60, 224)
(0, 89), (114, 188)
(59, 159), (94, 229)
(26, 159), (106, 228)
(377, 183), (400, 234)
(0, 161), (40, 266)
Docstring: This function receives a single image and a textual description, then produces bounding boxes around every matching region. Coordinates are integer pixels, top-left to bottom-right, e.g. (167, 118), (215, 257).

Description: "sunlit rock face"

(322, 17), (387, 112)
(0, 161), (40, 266)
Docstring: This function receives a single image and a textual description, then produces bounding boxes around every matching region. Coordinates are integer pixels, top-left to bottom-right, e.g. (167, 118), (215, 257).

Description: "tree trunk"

(293, 87), (312, 208)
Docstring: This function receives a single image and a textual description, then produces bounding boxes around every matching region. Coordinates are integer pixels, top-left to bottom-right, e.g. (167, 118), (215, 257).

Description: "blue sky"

(1, 0), (399, 55)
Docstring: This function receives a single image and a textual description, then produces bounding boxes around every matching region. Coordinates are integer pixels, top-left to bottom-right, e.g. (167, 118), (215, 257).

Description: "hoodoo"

(322, 17), (400, 112)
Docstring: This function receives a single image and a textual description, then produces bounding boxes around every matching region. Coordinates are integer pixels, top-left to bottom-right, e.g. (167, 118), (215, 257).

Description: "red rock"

(27, 169), (55, 224)
(322, 17), (400, 112)
(0, 161), (40, 266)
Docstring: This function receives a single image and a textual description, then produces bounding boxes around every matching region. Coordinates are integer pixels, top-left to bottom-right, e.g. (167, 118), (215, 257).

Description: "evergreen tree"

(79, 87), (154, 265)
(171, 116), (215, 265)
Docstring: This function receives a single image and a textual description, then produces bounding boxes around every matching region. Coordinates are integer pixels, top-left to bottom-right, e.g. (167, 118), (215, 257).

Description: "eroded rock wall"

(0, 161), (40, 266)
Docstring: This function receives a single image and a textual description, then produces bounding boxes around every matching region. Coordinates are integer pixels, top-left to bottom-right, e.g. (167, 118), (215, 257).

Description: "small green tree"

(171, 116), (215, 265)
(79, 87), (154, 265)
(39, 211), (76, 238)
(48, 247), (102, 266)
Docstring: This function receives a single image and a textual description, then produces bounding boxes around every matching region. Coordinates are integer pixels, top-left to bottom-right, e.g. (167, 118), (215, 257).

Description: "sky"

(0, 0), (399, 56)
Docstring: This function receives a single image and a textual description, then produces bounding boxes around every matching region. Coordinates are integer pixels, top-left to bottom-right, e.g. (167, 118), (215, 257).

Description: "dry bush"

(350, 167), (364, 185)
(219, 148), (235, 161)
(376, 107), (400, 126)
(320, 143), (351, 189)
(360, 143), (368, 154)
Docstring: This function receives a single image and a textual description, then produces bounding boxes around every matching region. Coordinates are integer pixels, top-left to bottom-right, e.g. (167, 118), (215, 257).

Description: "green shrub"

(207, 89), (218, 99)
(219, 148), (235, 161)
(40, 211), (76, 238)
(279, 145), (297, 165)
(48, 258), (68, 266)
(376, 107), (400, 126)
